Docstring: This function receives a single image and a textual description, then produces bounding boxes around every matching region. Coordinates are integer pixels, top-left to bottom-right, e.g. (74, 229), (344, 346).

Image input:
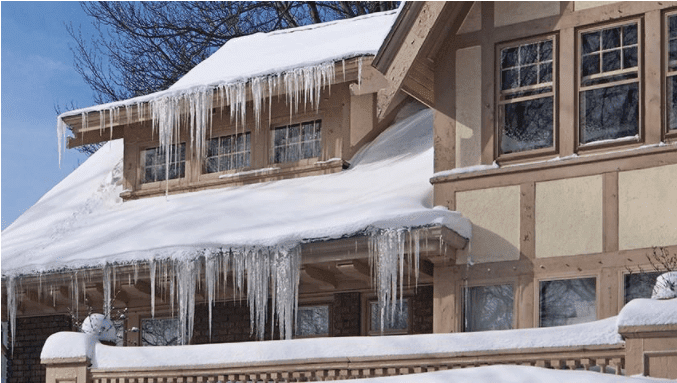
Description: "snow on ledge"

(617, 298), (677, 328)
(42, 317), (621, 369)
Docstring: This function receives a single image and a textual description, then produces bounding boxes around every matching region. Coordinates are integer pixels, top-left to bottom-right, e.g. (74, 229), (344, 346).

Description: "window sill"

(431, 142), (677, 184)
(121, 158), (349, 201)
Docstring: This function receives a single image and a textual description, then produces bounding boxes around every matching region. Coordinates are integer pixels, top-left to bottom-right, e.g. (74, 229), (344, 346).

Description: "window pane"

(540, 40), (553, 61)
(501, 47), (518, 69)
(668, 76), (677, 131)
(502, 69), (519, 90)
(623, 47), (638, 69)
(539, 63), (552, 84)
(520, 64), (538, 87)
(141, 318), (181, 346)
(579, 83), (639, 144)
(113, 320), (125, 346)
(370, 299), (408, 333)
(520, 43), (539, 65)
(624, 272), (662, 304)
(670, 40), (677, 67)
(540, 278), (596, 327)
(670, 15), (677, 39)
(582, 54), (600, 77)
(623, 23), (637, 46)
(602, 27), (620, 50)
(501, 96), (554, 154)
(295, 305), (329, 337)
(581, 31), (601, 55)
(602, 50), (621, 72)
(464, 285), (513, 332)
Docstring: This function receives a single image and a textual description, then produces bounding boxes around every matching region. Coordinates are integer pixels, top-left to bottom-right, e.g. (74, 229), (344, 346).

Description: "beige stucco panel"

(535, 175), (603, 258)
(455, 46), (482, 168)
(574, 2), (619, 11)
(619, 164), (677, 250)
(458, 2), (481, 34)
(456, 186), (521, 264)
(494, 2), (561, 27)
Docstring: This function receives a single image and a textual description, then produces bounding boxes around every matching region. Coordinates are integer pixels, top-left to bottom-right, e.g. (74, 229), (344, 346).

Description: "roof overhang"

(372, 1), (474, 116)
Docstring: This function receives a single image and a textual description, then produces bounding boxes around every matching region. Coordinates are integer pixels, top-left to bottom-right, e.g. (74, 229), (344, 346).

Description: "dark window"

(667, 14), (677, 131)
(204, 133), (251, 173)
(141, 143), (185, 184)
(539, 278), (596, 327)
(579, 22), (640, 144)
(295, 305), (330, 337)
(624, 271), (662, 304)
(141, 318), (181, 346)
(272, 120), (321, 163)
(464, 284), (514, 332)
(498, 38), (555, 154)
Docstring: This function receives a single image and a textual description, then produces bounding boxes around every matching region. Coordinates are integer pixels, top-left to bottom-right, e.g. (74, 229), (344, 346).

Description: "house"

(2, 2), (677, 382)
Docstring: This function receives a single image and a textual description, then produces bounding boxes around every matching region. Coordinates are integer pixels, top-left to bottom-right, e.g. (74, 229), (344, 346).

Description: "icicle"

(56, 118), (67, 168)
(357, 57), (364, 89)
(72, 272), (79, 322)
(7, 277), (17, 355)
(175, 257), (197, 345)
(102, 263), (112, 318)
(150, 259), (157, 318)
(271, 246), (301, 340)
(205, 250), (218, 340)
(342, 59), (346, 82)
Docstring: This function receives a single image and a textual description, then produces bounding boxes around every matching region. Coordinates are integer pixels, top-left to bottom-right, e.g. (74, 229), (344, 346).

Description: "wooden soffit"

(373, 1), (474, 117)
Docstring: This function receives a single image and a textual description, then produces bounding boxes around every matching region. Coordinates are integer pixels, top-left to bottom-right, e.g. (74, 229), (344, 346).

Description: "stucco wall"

(494, 2), (561, 27)
(574, 2), (619, 11)
(455, 46), (482, 169)
(535, 175), (603, 258)
(619, 164), (677, 250)
(456, 186), (521, 263)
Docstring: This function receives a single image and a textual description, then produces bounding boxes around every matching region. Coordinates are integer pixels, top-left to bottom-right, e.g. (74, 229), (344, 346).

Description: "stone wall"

(7, 315), (72, 383)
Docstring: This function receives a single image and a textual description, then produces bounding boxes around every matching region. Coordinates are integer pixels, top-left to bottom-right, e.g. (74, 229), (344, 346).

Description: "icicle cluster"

(57, 62), (337, 172)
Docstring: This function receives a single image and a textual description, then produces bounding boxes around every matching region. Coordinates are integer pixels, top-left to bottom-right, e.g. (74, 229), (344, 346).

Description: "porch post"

(42, 357), (90, 383)
(433, 264), (458, 333)
(619, 324), (677, 379)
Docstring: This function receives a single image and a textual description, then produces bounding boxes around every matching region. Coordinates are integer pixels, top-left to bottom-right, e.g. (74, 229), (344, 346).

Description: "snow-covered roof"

(3, 106), (471, 276)
(58, 10), (398, 119)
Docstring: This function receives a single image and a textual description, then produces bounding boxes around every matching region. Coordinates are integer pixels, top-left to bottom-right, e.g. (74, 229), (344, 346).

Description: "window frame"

(575, 18), (644, 151)
(270, 119), (323, 166)
(461, 281), (516, 333)
(664, 10), (677, 140)
(495, 33), (559, 162)
(202, 131), (252, 175)
(138, 142), (187, 188)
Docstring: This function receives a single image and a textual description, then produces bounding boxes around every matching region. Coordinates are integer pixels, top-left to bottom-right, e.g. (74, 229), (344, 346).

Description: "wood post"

(43, 357), (90, 383)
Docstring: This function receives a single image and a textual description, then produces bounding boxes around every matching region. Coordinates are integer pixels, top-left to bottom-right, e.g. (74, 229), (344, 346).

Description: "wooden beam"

(130, 280), (165, 302)
(336, 260), (372, 283)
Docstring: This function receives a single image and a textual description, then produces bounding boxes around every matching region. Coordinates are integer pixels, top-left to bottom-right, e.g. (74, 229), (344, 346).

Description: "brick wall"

(332, 292), (361, 337)
(7, 315), (72, 383)
(410, 285), (433, 334)
(192, 301), (259, 344)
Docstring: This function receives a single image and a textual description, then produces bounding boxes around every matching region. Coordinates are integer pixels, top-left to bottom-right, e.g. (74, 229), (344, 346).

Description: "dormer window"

(204, 132), (251, 173)
(272, 120), (322, 163)
(497, 36), (556, 155)
(141, 143), (186, 184)
(579, 21), (640, 145)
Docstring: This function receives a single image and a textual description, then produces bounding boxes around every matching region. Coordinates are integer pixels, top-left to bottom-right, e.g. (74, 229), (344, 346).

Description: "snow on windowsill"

(218, 167), (280, 179)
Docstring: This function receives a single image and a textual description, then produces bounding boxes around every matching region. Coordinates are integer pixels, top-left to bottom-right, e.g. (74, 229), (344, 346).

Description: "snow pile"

(80, 314), (117, 343)
(332, 365), (669, 383)
(617, 298), (677, 328)
(56, 11), (398, 171)
(651, 271), (677, 299)
(5, 107), (471, 343)
(41, 317), (621, 369)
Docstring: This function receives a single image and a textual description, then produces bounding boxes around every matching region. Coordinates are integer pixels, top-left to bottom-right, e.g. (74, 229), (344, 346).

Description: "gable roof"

(3, 105), (471, 276)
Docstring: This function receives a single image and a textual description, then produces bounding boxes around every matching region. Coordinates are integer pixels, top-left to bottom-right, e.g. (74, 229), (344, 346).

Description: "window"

(667, 13), (677, 132)
(463, 284), (514, 332)
(204, 133), (251, 173)
(579, 21), (640, 145)
(498, 37), (555, 155)
(369, 298), (409, 334)
(272, 120), (321, 163)
(295, 305), (330, 338)
(141, 318), (181, 346)
(624, 271), (662, 304)
(113, 319), (125, 346)
(539, 277), (596, 327)
(141, 143), (186, 184)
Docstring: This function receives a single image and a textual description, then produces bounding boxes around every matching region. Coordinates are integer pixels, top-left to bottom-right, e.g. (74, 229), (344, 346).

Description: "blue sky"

(2, 2), (93, 229)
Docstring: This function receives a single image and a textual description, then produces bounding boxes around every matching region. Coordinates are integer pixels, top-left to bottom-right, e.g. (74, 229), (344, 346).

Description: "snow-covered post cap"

(651, 271), (677, 300)
(81, 313), (117, 343)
